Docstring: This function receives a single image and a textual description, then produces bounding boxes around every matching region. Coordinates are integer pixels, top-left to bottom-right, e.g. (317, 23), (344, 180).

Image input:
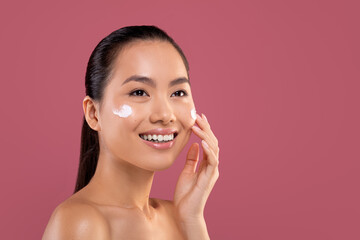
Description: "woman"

(42, 25), (220, 240)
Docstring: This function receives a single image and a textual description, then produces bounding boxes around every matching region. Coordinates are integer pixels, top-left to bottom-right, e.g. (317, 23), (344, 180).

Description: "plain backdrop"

(0, 0), (359, 239)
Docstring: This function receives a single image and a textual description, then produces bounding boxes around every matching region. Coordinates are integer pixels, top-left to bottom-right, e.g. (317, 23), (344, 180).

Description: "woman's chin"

(148, 157), (176, 171)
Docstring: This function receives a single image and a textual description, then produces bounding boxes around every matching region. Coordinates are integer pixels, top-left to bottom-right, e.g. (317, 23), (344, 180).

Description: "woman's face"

(96, 40), (196, 171)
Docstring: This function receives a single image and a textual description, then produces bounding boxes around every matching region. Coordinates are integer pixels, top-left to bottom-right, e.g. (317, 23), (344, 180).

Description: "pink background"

(1, 0), (359, 239)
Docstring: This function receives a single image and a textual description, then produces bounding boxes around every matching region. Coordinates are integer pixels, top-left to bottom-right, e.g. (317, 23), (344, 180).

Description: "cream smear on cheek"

(191, 108), (197, 120)
(113, 104), (133, 118)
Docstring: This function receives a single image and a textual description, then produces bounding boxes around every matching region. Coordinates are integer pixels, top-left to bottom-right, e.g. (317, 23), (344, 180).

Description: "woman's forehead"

(110, 40), (188, 86)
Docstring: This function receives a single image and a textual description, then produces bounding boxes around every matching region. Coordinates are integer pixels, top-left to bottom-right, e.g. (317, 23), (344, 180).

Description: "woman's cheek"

(191, 107), (197, 121)
(176, 103), (196, 129)
(112, 104), (133, 118)
(112, 103), (143, 126)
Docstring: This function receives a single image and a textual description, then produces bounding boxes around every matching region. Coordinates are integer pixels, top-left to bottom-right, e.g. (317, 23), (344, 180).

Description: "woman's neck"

(84, 148), (156, 218)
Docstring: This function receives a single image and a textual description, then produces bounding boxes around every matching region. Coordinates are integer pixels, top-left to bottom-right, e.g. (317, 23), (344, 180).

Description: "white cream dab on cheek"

(113, 104), (133, 118)
(191, 108), (197, 120)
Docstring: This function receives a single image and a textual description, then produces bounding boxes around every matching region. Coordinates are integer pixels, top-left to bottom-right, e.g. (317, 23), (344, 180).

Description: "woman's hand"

(173, 113), (220, 222)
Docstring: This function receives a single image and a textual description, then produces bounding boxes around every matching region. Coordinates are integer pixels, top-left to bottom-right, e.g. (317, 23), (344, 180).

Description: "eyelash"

(129, 89), (188, 97)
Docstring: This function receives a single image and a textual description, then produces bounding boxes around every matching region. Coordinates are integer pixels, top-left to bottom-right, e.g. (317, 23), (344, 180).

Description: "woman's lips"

(139, 134), (177, 150)
(139, 128), (178, 136)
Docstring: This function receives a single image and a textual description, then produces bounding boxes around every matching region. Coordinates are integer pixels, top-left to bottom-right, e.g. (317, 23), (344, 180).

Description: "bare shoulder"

(42, 198), (111, 240)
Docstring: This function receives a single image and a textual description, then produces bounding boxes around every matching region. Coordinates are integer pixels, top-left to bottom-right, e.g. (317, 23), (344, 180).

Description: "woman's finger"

(192, 125), (218, 156)
(201, 114), (219, 146)
(201, 140), (219, 172)
(183, 142), (200, 174)
(193, 114), (218, 150)
(195, 139), (219, 194)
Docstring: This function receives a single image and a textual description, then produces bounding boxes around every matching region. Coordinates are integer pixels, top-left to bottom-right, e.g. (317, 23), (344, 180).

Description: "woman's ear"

(83, 96), (101, 131)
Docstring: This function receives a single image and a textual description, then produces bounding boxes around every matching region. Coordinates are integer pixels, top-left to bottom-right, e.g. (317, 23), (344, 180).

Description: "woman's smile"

(138, 127), (179, 149)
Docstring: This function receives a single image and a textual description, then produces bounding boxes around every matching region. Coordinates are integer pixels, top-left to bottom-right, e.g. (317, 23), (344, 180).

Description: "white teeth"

(140, 133), (175, 142)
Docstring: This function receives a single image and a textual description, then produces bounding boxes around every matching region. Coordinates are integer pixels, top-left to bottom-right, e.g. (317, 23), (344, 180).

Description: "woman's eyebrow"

(121, 75), (190, 87)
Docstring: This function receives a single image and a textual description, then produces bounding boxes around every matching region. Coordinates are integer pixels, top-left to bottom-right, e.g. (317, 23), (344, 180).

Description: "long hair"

(74, 25), (190, 193)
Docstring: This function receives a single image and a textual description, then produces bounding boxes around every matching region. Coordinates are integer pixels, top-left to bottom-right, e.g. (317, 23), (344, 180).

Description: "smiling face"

(95, 40), (196, 171)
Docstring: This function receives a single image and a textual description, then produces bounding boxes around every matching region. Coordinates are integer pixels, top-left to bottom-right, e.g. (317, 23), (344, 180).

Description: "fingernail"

(202, 113), (207, 121)
(196, 113), (201, 119)
(202, 140), (209, 149)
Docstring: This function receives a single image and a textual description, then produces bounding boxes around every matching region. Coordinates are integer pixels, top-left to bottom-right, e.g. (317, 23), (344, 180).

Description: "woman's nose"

(149, 98), (176, 125)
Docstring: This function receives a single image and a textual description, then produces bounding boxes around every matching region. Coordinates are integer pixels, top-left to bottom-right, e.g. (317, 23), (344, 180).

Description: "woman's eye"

(171, 90), (188, 97)
(129, 90), (187, 97)
(129, 89), (148, 97)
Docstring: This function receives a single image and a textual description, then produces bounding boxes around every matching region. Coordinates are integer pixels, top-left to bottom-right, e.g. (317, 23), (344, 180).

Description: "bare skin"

(42, 40), (219, 240)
